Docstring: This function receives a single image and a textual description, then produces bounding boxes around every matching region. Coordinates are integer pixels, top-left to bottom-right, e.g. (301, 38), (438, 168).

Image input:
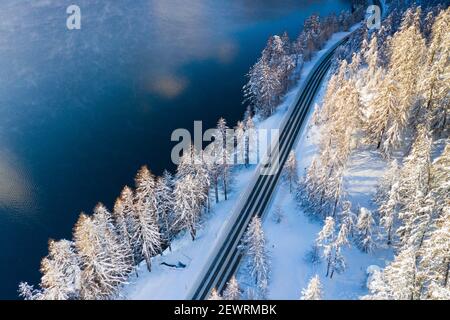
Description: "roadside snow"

(120, 26), (360, 300)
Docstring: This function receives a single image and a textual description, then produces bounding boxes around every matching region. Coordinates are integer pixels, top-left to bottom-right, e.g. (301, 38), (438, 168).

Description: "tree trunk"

(326, 255), (332, 278)
(223, 174), (228, 201)
(190, 226), (196, 241)
(145, 254), (152, 272)
(444, 260), (449, 287)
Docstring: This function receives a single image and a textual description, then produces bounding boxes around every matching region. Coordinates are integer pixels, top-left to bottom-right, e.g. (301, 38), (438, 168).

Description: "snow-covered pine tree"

(356, 207), (376, 253)
(155, 170), (176, 250)
(216, 118), (230, 200)
(173, 173), (207, 240)
(378, 181), (400, 246)
(418, 7), (450, 136)
(240, 216), (270, 299)
(243, 38), (282, 118)
(397, 127), (433, 249)
(364, 246), (417, 300)
(388, 7), (426, 134)
(134, 166), (162, 271)
(316, 217), (335, 277)
(272, 205), (284, 224)
(418, 207), (450, 299)
(112, 191), (136, 269)
(365, 74), (403, 155)
(39, 239), (81, 300)
(18, 282), (41, 301)
(329, 223), (349, 278)
(235, 121), (246, 165)
(74, 206), (132, 300)
(374, 160), (400, 206)
(375, 160), (401, 245)
(301, 275), (323, 300)
(283, 150), (298, 193)
(208, 288), (222, 300)
(245, 114), (257, 165)
(339, 201), (357, 238)
(223, 276), (241, 300)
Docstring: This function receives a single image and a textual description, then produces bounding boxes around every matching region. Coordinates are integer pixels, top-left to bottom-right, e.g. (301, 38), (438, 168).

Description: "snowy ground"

(120, 26), (370, 300)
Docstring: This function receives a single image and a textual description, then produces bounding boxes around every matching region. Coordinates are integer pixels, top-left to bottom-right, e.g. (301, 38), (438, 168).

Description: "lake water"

(0, 0), (350, 299)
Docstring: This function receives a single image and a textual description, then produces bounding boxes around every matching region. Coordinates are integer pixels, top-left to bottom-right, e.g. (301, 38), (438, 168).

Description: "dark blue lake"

(0, 0), (350, 299)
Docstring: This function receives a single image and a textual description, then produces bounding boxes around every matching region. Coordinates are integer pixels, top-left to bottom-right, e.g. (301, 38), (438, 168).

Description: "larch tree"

(419, 7), (450, 135)
(113, 186), (138, 267)
(365, 74), (403, 155)
(329, 223), (349, 278)
(339, 201), (357, 238)
(388, 7), (426, 134)
(301, 275), (323, 300)
(418, 207), (450, 299)
(283, 150), (298, 193)
(217, 118), (230, 200)
(134, 166), (162, 272)
(74, 206), (131, 300)
(397, 127), (433, 249)
(365, 246), (417, 300)
(356, 207), (376, 253)
(235, 121), (246, 165)
(173, 174), (207, 241)
(39, 240), (81, 300)
(223, 276), (241, 300)
(155, 171), (176, 251)
(316, 217), (336, 277)
(240, 216), (270, 299)
(208, 288), (222, 300)
(18, 282), (41, 301)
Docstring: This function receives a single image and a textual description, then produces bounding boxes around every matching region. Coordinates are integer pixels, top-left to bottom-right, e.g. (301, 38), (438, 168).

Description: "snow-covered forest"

(295, 1), (449, 299)
(18, 0), (449, 301)
(244, 5), (365, 119)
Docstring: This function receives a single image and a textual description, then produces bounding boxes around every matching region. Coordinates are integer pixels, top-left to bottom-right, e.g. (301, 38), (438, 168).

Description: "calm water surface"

(0, 0), (350, 299)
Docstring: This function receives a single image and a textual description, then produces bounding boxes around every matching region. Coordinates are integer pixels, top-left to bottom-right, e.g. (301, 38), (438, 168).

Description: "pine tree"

(397, 127), (433, 248)
(365, 247), (417, 300)
(18, 282), (41, 300)
(301, 275), (323, 300)
(112, 190), (136, 269)
(283, 151), (298, 193)
(272, 205), (283, 224)
(235, 121), (246, 165)
(217, 118), (230, 200)
(39, 240), (81, 300)
(419, 8), (450, 135)
(74, 207), (132, 300)
(223, 276), (241, 300)
(365, 74), (403, 155)
(155, 171), (176, 250)
(418, 207), (450, 299)
(243, 39), (283, 118)
(329, 223), (349, 278)
(339, 201), (357, 238)
(316, 217), (335, 277)
(173, 174), (206, 240)
(208, 288), (222, 300)
(240, 216), (270, 299)
(388, 7), (426, 134)
(134, 167), (162, 271)
(356, 208), (375, 253)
